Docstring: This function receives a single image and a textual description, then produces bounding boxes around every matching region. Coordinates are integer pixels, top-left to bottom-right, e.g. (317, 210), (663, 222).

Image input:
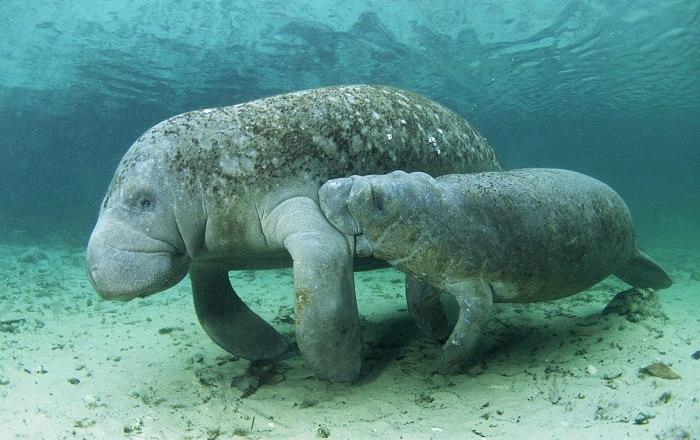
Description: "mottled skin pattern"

(319, 169), (672, 372)
(107, 85), (498, 203)
(86, 85), (501, 382)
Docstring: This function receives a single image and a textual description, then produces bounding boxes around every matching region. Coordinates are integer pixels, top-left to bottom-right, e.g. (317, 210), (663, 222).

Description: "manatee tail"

(614, 249), (672, 290)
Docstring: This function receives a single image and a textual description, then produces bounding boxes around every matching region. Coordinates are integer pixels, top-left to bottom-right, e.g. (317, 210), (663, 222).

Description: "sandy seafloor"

(0, 242), (698, 440)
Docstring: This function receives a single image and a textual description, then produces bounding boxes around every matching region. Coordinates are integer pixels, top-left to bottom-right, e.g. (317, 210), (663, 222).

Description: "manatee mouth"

(86, 236), (189, 301)
(88, 235), (181, 256)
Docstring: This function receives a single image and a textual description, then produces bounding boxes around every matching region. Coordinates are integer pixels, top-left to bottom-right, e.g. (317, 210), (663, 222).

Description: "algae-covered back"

(108, 85), (500, 202)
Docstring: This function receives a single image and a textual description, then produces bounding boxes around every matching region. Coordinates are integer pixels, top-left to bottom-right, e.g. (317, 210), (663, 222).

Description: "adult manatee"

(86, 85), (501, 381)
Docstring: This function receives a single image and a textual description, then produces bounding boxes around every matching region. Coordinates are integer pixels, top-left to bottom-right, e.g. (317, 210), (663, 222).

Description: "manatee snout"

(319, 176), (365, 236)
(321, 171), (417, 232)
(348, 171), (418, 222)
(86, 221), (189, 301)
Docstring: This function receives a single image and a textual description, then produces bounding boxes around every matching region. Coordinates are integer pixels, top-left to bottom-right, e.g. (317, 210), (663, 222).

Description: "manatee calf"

(319, 169), (672, 372)
(85, 85), (501, 381)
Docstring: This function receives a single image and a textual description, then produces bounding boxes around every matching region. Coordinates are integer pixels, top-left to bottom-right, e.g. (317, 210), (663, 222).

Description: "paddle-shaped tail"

(615, 249), (672, 290)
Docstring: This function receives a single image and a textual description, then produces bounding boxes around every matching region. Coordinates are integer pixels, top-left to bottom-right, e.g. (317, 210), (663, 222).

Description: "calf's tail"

(614, 249), (673, 290)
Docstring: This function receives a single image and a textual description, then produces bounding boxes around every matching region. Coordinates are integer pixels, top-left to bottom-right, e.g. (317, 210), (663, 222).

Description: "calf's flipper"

(439, 279), (493, 374)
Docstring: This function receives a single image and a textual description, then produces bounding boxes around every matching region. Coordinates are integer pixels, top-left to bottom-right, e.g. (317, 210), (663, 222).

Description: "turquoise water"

(0, 0), (697, 247)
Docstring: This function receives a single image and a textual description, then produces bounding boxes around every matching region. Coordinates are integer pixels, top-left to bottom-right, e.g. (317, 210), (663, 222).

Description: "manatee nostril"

(370, 186), (384, 211)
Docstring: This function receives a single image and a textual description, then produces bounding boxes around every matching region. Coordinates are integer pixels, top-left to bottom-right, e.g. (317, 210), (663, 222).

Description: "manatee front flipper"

(263, 197), (362, 382)
(406, 276), (451, 341)
(440, 279), (494, 374)
(190, 268), (289, 360)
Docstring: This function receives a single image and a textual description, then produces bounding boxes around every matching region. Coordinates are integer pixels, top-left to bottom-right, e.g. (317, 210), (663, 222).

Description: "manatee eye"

(133, 193), (155, 212)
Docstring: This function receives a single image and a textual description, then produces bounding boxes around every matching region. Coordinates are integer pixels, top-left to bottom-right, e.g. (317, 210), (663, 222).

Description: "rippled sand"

(1, 243), (697, 439)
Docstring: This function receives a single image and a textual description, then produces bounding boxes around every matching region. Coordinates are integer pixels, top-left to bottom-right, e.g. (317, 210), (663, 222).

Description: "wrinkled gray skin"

(85, 85), (501, 382)
(319, 169), (672, 373)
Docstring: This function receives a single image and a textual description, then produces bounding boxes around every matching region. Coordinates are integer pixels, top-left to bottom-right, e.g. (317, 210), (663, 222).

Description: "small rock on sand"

(602, 288), (667, 322)
(17, 247), (49, 264)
